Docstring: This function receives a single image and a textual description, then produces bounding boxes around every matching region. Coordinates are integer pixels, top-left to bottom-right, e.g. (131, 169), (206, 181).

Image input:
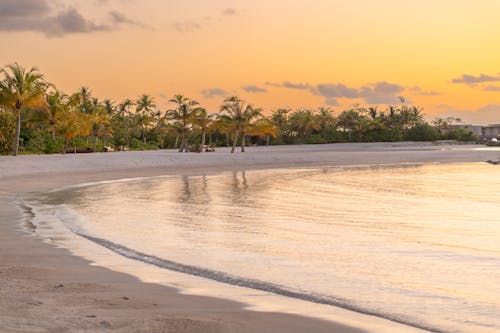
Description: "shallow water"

(33, 163), (500, 333)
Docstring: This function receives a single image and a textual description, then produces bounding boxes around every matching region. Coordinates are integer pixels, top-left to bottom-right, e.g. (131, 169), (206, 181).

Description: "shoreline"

(2, 143), (500, 333)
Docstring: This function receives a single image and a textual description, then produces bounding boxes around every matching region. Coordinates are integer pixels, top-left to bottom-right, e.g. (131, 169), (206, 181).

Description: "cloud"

(410, 86), (441, 96)
(325, 98), (339, 106)
(201, 88), (229, 99)
(483, 85), (500, 92)
(266, 81), (313, 90)
(0, 1), (143, 37)
(451, 73), (500, 86)
(361, 82), (405, 104)
(109, 10), (143, 26)
(434, 104), (500, 125)
(171, 21), (202, 33)
(44, 7), (111, 36)
(325, 81), (403, 104)
(0, 0), (50, 17)
(242, 85), (268, 93)
(171, 7), (238, 34)
(317, 83), (361, 98)
(222, 8), (238, 16)
(269, 80), (404, 104)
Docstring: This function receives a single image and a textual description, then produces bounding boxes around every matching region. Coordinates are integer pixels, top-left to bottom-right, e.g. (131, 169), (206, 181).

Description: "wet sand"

(1, 143), (499, 333)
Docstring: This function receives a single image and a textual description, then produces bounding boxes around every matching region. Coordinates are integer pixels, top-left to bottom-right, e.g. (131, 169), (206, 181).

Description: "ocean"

(25, 163), (500, 333)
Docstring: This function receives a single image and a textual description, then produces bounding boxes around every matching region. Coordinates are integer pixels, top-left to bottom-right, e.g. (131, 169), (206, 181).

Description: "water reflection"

(48, 163), (500, 333)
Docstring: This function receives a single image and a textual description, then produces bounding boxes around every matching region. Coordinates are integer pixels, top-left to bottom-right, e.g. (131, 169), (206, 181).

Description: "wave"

(77, 232), (444, 333)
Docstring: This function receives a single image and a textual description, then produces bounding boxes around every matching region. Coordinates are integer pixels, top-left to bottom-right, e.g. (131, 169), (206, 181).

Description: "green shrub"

(304, 135), (327, 144)
(44, 137), (64, 154)
(444, 128), (476, 142)
(404, 124), (440, 141)
(130, 138), (159, 150)
(25, 129), (48, 154)
(364, 129), (403, 142)
(0, 111), (15, 155)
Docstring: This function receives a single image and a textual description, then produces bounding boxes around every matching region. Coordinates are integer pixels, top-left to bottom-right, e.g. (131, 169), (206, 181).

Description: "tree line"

(0, 63), (475, 156)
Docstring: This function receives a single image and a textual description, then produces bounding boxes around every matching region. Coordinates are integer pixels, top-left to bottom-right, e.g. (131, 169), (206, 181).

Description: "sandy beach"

(1, 142), (499, 333)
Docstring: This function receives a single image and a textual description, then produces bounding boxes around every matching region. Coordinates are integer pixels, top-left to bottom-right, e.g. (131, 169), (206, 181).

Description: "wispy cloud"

(266, 81), (313, 90)
(362, 82), (405, 104)
(316, 83), (361, 99)
(483, 85), (500, 92)
(242, 85), (268, 93)
(171, 21), (202, 33)
(201, 88), (229, 99)
(109, 10), (143, 27)
(410, 86), (441, 96)
(222, 8), (238, 16)
(171, 7), (240, 34)
(451, 73), (500, 86)
(325, 98), (339, 106)
(268, 80), (405, 105)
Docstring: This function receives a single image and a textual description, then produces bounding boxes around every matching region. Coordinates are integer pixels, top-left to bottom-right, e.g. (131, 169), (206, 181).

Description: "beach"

(1, 142), (499, 333)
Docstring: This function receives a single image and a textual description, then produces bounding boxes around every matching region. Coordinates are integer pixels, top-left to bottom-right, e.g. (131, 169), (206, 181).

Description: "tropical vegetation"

(0, 64), (476, 156)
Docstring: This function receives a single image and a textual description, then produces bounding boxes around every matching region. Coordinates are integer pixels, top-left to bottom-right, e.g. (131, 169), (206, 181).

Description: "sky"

(1, 0), (500, 124)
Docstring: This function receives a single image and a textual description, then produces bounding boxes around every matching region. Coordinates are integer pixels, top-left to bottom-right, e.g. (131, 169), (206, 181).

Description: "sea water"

(27, 163), (500, 333)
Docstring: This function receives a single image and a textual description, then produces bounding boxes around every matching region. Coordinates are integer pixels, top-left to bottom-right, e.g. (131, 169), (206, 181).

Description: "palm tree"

(220, 96), (262, 153)
(167, 94), (199, 152)
(0, 63), (48, 156)
(88, 106), (112, 151)
(316, 107), (335, 130)
(119, 99), (134, 117)
(336, 109), (365, 141)
(117, 99), (135, 147)
(77, 86), (93, 114)
(271, 108), (290, 142)
(248, 117), (277, 146)
(103, 99), (116, 116)
(289, 109), (320, 138)
(210, 113), (233, 147)
(191, 108), (212, 153)
(368, 106), (378, 120)
(136, 94), (156, 143)
(58, 110), (91, 153)
(27, 90), (68, 139)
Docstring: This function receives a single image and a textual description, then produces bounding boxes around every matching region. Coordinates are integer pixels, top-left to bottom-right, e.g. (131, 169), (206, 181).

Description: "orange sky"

(1, 0), (500, 123)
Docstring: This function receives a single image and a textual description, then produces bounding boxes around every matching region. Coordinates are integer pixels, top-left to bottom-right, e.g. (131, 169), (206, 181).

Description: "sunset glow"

(2, 0), (500, 123)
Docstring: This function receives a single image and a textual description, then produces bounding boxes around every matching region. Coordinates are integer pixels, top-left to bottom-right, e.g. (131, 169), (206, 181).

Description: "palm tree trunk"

(226, 132), (230, 147)
(179, 132), (186, 152)
(241, 132), (246, 152)
(182, 136), (188, 152)
(200, 129), (206, 153)
(13, 108), (21, 156)
(231, 129), (240, 153)
(266, 134), (270, 146)
(63, 138), (68, 154)
(92, 135), (98, 152)
(51, 127), (56, 140)
(174, 134), (179, 149)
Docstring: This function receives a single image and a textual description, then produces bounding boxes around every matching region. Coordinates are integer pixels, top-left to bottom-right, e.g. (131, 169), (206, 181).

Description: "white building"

(484, 124), (500, 139)
(461, 125), (483, 137)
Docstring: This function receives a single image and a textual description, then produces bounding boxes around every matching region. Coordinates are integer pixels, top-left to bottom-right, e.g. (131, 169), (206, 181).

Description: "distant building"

(440, 124), (483, 137)
(483, 124), (500, 139)
(458, 125), (483, 137)
(440, 124), (500, 139)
